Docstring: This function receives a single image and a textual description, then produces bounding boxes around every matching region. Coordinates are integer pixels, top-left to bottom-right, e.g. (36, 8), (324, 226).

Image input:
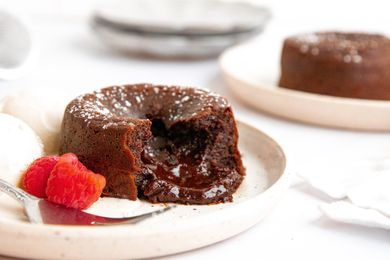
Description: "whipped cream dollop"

(1, 88), (74, 154)
(0, 113), (43, 185)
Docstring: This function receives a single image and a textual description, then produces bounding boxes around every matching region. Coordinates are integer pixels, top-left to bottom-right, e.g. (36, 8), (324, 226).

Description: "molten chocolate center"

(142, 119), (217, 189)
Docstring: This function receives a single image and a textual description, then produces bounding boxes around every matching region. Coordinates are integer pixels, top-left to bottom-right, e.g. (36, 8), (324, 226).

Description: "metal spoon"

(0, 178), (174, 225)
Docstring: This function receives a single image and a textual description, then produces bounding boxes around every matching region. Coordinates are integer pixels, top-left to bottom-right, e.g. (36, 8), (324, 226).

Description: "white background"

(0, 0), (390, 259)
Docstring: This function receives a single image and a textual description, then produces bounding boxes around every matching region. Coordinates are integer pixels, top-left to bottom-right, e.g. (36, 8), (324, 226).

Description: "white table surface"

(1, 0), (390, 259)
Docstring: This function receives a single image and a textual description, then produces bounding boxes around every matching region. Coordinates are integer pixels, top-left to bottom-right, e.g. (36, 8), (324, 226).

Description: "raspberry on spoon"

(23, 156), (59, 198)
(46, 153), (106, 210)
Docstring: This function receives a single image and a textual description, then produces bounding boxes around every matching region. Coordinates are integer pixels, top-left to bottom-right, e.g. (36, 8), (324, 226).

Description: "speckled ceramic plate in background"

(220, 42), (390, 131)
(93, 0), (270, 35)
(0, 121), (288, 259)
(90, 0), (270, 58)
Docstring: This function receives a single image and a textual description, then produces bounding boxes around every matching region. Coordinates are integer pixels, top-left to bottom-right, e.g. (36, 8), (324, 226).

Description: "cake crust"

(60, 84), (245, 204)
(279, 32), (390, 100)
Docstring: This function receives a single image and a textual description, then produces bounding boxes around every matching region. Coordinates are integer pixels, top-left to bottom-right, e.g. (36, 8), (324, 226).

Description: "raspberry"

(46, 153), (106, 210)
(23, 156), (60, 198)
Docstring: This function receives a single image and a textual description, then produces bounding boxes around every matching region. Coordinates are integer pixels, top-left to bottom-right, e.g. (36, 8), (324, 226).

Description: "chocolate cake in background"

(60, 84), (245, 204)
(279, 32), (390, 100)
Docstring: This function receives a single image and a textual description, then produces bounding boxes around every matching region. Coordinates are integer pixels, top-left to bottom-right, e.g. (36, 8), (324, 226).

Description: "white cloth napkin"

(297, 157), (390, 229)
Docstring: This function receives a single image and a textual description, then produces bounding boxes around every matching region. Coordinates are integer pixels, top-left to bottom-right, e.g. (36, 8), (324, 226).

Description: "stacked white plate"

(90, 0), (270, 58)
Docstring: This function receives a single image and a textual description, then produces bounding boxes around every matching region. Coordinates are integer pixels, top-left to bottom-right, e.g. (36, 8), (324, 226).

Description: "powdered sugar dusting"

(290, 32), (390, 64)
(296, 33), (320, 44)
(170, 186), (179, 197)
(66, 84), (231, 129)
(171, 165), (180, 177)
(203, 185), (227, 199)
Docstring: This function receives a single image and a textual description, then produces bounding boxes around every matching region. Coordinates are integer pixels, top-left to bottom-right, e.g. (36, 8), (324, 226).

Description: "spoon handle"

(0, 178), (36, 205)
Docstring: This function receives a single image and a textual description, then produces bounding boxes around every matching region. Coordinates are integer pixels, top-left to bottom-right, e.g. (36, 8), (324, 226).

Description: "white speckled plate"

(90, 0), (270, 58)
(93, 0), (270, 35)
(0, 121), (288, 259)
(220, 42), (390, 131)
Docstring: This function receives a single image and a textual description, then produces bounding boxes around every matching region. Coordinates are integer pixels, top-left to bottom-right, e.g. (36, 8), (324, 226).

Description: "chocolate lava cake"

(59, 84), (245, 204)
(279, 32), (390, 100)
